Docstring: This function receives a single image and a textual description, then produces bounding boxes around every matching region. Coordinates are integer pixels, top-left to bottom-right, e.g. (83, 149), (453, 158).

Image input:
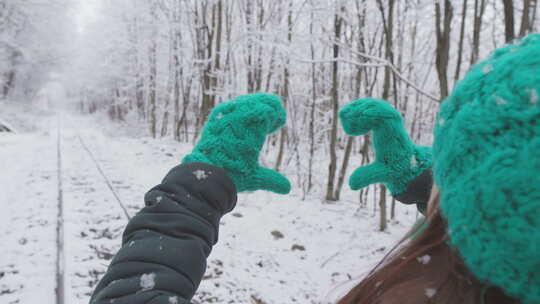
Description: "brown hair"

(337, 188), (519, 304)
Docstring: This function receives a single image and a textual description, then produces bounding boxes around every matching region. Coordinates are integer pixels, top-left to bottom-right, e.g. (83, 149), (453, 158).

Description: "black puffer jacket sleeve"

(393, 168), (433, 214)
(90, 162), (237, 304)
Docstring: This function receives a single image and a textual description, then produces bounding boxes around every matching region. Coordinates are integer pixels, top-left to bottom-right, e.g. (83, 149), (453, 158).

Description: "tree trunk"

(357, 134), (372, 207)
(2, 48), (20, 98)
(3, 69), (15, 98)
(470, 0), (486, 65)
(377, 0), (395, 101)
(390, 198), (396, 220)
(172, 0), (182, 141)
(200, 2), (215, 128)
(454, 0), (468, 84)
(210, 0), (222, 110)
(375, 0), (396, 230)
(325, 5), (344, 201)
(275, 0), (293, 172)
(435, 0), (453, 100)
(245, 0), (255, 93)
(519, 0), (535, 37)
(307, 1), (317, 192)
(179, 75), (193, 142)
(334, 136), (354, 200)
(161, 12), (175, 138)
(502, 0), (515, 42)
(379, 185), (387, 231)
(129, 11), (145, 120)
(148, 2), (158, 138)
(531, 0), (539, 31)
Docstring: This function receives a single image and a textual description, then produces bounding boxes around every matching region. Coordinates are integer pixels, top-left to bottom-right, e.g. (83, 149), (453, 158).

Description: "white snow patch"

(438, 118), (445, 126)
(495, 95), (507, 106)
(169, 296), (179, 304)
(527, 88), (538, 105)
(425, 288), (437, 298)
(482, 64), (493, 74)
(193, 169), (208, 180)
(140, 273), (156, 291)
(417, 254), (431, 265)
(410, 156), (417, 169)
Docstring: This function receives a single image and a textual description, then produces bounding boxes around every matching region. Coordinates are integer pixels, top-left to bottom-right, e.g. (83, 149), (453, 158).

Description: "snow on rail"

(56, 115), (66, 304)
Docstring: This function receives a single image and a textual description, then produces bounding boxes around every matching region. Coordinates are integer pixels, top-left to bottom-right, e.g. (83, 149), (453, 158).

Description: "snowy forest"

(1, 0), (539, 303)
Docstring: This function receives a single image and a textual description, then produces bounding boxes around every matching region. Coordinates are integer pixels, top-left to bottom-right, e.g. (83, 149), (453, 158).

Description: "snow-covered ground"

(1, 101), (420, 304)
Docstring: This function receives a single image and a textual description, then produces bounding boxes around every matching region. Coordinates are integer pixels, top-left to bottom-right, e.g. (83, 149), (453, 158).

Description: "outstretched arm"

(91, 94), (290, 303)
(339, 98), (433, 213)
(90, 162), (237, 304)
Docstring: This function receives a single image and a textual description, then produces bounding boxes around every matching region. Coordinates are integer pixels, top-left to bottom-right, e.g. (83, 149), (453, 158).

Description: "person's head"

(338, 188), (518, 304)
(340, 34), (540, 304)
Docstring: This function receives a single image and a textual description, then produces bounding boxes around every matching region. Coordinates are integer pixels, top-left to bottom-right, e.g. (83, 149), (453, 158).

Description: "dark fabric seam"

(124, 225), (212, 245)
(129, 209), (218, 236)
(108, 259), (197, 290)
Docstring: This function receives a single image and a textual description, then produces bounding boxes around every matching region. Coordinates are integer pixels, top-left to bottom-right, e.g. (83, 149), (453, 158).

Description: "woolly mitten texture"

(183, 93), (291, 194)
(339, 98), (432, 195)
(433, 34), (540, 304)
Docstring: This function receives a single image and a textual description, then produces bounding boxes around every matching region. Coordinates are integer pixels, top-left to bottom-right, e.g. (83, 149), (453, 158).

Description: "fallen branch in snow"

(320, 250), (342, 268)
(0, 118), (16, 133)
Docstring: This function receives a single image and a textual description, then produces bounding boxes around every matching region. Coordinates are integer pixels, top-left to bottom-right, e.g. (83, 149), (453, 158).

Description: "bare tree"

(171, 0), (183, 140)
(275, 0), (293, 171)
(1, 45), (22, 98)
(519, 0), (537, 37)
(191, 0), (223, 140)
(502, 0), (515, 42)
(148, 0), (159, 138)
(434, 0), (453, 99)
(375, 0), (397, 231)
(454, 0), (468, 84)
(470, 0), (487, 65)
(325, 3), (345, 202)
(307, 0), (318, 193)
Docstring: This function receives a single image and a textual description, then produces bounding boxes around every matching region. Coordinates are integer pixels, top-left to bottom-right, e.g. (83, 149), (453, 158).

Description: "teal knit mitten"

(339, 98), (432, 196)
(182, 93), (291, 194)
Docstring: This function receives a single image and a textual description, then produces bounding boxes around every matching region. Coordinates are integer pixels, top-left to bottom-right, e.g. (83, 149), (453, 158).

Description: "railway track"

(76, 135), (131, 221)
(56, 115), (66, 304)
(55, 116), (132, 304)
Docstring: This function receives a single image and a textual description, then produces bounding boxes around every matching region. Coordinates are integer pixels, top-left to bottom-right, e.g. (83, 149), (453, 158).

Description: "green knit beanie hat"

(433, 34), (540, 303)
